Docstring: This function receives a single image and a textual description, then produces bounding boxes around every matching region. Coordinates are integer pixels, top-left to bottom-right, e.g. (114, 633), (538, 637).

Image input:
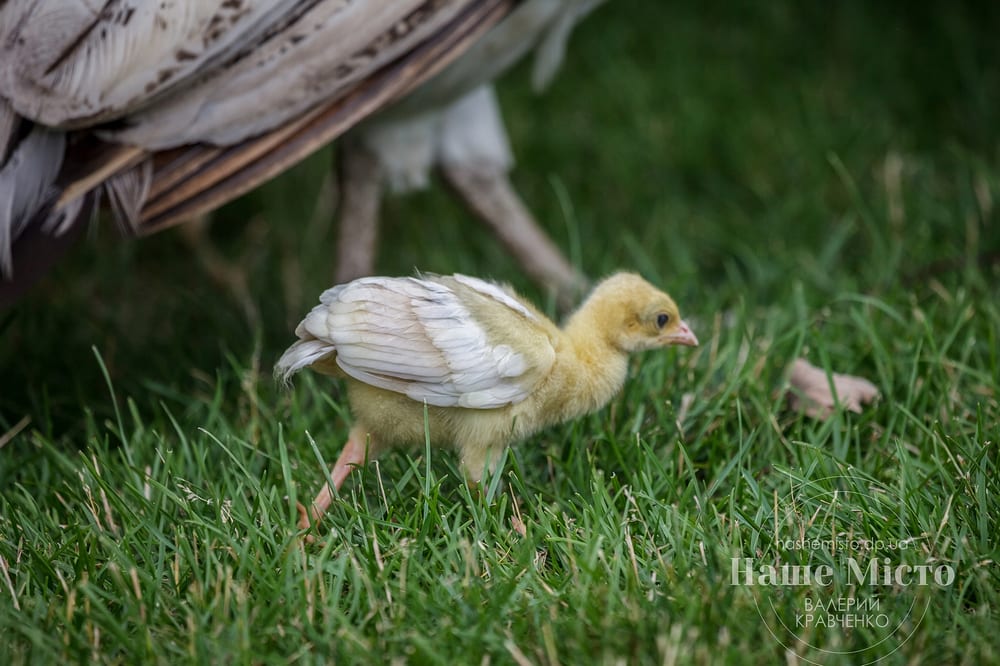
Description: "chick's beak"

(666, 319), (698, 347)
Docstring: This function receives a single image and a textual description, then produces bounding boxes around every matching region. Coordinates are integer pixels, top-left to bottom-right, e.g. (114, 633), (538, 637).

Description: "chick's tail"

(274, 338), (336, 385)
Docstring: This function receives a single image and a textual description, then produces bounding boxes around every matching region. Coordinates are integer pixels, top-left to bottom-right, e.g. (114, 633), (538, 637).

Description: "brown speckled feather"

(0, 0), (513, 302)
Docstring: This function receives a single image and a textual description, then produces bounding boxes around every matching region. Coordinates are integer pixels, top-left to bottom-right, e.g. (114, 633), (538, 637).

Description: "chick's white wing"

(301, 276), (555, 409)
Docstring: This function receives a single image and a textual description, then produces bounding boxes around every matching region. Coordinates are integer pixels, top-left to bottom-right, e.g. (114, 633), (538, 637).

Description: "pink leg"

(297, 426), (371, 532)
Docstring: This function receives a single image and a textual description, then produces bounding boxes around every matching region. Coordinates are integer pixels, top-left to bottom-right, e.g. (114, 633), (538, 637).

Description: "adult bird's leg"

(334, 138), (383, 284)
(296, 425), (371, 533)
(178, 213), (261, 328)
(441, 162), (588, 310)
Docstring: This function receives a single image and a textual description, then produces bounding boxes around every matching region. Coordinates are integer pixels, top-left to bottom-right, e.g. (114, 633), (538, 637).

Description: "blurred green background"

(4, 0), (998, 414)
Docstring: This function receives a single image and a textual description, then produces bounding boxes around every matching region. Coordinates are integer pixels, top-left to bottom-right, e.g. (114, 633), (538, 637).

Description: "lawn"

(1, 1), (998, 664)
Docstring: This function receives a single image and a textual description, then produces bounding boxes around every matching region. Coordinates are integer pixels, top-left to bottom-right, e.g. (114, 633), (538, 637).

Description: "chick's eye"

(656, 313), (670, 328)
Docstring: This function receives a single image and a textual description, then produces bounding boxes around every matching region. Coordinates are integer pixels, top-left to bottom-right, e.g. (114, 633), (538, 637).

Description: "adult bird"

(0, 0), (603, 309)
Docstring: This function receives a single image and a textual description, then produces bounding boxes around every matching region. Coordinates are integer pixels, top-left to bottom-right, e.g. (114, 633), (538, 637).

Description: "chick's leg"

(459, 444), (505, 497)
(297, 425), (372, 531)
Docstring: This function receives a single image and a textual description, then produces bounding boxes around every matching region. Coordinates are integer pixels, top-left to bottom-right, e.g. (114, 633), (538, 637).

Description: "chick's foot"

(297, 427), (370, 535)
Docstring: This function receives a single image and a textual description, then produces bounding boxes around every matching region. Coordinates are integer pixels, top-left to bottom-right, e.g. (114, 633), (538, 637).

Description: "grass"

(1, 0), (999, 663)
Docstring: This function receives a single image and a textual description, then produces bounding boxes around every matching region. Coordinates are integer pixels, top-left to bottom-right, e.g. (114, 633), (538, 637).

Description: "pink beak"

(667, 319), (699, 347)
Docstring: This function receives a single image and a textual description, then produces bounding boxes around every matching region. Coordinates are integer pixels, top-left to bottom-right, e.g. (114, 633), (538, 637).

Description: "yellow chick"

(276, 272), (697, 530)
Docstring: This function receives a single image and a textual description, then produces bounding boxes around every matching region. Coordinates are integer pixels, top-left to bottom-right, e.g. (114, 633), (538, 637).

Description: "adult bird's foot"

(295, 501), (319, 544)
(787, 358), (880, 420)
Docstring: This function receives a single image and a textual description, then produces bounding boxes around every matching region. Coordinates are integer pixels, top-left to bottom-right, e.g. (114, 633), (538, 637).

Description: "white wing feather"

(276, 275), (554, 409)
(452, 273), (535, 320)
(0, 127), (65, 275)
(351, 0), (606, 193)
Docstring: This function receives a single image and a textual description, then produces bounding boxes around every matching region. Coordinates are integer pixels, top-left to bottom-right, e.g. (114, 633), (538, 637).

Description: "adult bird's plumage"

(276, 272), (698, 533)
(0, 0), (605, 307)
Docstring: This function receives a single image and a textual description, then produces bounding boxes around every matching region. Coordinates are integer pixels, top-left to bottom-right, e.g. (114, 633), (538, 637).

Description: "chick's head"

(580, 272), (699, 353)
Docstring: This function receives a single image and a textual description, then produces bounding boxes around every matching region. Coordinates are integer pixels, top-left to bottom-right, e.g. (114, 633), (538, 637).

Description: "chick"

(276, 272), (698, 530)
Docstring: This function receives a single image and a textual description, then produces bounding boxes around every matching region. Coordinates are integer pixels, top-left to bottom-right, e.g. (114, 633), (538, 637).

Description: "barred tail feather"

(0, 124), (66, 277)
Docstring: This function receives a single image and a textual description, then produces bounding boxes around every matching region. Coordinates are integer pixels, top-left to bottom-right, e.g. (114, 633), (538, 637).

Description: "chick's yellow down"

(277, 272), (697, 529)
